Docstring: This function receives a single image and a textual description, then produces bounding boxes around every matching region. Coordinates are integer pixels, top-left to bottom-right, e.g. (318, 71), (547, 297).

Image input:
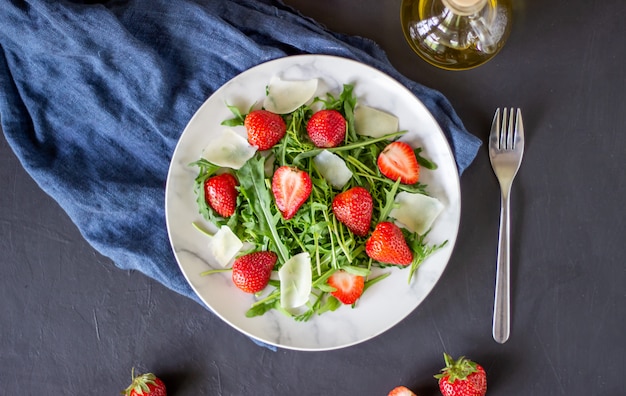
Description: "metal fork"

(488, 108), (524, 344)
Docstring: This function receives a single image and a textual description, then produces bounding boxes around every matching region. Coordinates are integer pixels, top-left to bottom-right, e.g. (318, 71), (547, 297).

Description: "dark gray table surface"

(2, 1), (624, 394)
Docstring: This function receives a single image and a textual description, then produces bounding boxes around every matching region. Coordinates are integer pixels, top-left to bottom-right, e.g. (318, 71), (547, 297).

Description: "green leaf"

(221, 103), (246, 126)
(378, 178), (401, 223)
(236, 155), (290, 263)
(246, 300), (279, 318)
(317, 295), (342, 315)
(405, 230), (448, 283)
(415, 147), (438, 170)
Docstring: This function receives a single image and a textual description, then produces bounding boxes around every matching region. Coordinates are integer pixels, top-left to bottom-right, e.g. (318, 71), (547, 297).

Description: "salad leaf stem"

(200, 268), (231, 276)
(322, 210), (338, 269)
(292, 131), (406, 165)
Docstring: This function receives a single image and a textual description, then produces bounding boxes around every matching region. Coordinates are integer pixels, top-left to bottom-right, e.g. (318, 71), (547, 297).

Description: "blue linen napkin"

(0, 0), (480, 305)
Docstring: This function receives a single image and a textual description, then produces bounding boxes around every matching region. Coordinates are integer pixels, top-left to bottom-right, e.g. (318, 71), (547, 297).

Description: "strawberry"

(388, 386), (417, 396)
(232, 251), (277, 293)
(332, 186), (373, 237)
(365, 222), (413, 265)
(434, 354), (487, 396)
(327, 270), (365, 305)
(244, 109), (286, 150)
(204, 173), (238, 217)
(377, 141), (420, 184)
(123, 370), (167, 396)
(306, 109), (347, 148)
(271, 166), (312, 220)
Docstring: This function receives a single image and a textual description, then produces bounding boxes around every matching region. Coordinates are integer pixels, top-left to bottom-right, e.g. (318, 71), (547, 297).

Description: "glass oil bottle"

(401, 0), (512, 70)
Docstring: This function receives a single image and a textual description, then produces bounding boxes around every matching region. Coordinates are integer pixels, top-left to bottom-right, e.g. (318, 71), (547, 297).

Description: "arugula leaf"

(221, 103), (246, 127)
(405, 231), (448, 282)
(236, 155), (290, 263)
(415, 147), (438, 170)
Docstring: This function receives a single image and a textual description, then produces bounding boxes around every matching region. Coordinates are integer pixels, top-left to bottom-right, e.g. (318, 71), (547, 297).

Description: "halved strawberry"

(377, 141), (420, 184)
(388, 386), (417, 396)
(306, 109), (347, 148)
(204, 173), (238, 217)
(244, 109), (286, 150)
(327, 270), (365, 305)
(365, 222), (413, 265)
(332, 186), (373, 237)
(231, 251), (277, 293)
(272, 166), (312, 220)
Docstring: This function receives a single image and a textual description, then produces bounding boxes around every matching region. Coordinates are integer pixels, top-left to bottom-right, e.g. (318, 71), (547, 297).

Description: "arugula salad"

(190, 77), (446, 321)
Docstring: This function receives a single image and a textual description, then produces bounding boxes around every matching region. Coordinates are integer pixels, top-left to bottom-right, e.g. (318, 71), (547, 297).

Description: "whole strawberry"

(435, 354), (487, 396)
(204, 173), (238, 217)
(332, 187), (373, 237)
(365, 222), (413, 265)
(244, 109), (286, 150)
(306, 109), (347, 148)
(232, 251), (277, 293)
(123, 370), (166, 396)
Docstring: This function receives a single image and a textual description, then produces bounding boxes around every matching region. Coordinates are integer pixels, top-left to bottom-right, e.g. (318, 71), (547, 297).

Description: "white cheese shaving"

(207, 225), (243, 268)
(279, 252), (312, 309)
(354, 105), (399, 138)
(390, 191), (444, 235)
(201, 128), (257, 169)
(263, 77), (318, 114)
(312, 150), (353, 189)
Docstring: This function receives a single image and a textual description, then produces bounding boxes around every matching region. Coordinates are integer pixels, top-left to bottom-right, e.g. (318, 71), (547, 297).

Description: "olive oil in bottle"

(401, 0), (512, 70)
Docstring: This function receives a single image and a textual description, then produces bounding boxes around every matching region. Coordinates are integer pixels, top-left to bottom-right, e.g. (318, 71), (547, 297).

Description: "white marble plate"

(165, 55), (460, 351)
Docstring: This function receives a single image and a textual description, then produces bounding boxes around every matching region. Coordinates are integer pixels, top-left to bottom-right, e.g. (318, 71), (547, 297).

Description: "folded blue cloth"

(0, 0), (480, 303)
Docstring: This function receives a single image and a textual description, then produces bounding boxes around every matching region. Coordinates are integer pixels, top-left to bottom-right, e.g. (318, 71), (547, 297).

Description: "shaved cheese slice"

(279, 252), (312, 309)
(313, 150), (353, 189)
(354, 105), (399, 138)
(263, 77), (318, 114)
(207, 225), (243, 267)
(390, 191), (444, 235)
(201, 128), (257, 169)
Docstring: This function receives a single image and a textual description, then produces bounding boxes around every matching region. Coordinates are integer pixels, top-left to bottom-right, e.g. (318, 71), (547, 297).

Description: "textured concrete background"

(1, 0), (624, 394)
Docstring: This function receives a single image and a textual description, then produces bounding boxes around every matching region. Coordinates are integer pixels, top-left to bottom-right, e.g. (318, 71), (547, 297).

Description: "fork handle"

(493, 190), (511, 343)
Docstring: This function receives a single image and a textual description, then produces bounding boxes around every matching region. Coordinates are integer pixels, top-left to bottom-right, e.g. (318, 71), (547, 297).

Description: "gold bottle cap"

(442, 0), (488, 15)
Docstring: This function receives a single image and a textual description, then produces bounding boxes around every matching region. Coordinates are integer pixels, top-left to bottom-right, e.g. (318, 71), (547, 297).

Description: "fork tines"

(493, 108), (523, 150)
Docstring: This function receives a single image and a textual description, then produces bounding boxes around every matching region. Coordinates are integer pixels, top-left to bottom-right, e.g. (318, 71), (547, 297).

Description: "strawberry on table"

(204, 173), (238, 217)
(378, 141), (420, 184)
(272, 165), (312, 220)
(388, 385), (417, 396)
(327, 269), (365, 305)
(365, 222), (413, 265)
(244, 109), (286, 150)
(306, 109), (347, 148)
(123, 370), (167, 396)
(435, 354), (487, 396)
(332, 186), (373, 237)
(232, 251), (277, 293)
